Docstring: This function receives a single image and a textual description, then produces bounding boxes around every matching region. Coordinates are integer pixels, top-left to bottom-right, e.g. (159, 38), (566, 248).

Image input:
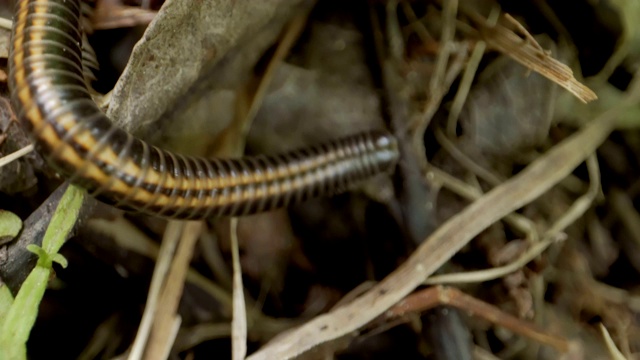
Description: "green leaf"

(51, 254), (68, 269)
(41, 185), (84, 254)
(26, 244), (52, 268)
(0, 185), (85, 359)
(0, 284), (14, 327)
(0, 210), (22, 246)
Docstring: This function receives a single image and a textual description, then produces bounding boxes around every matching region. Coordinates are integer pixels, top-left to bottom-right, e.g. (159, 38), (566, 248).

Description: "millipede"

(8, 0), (399, 219)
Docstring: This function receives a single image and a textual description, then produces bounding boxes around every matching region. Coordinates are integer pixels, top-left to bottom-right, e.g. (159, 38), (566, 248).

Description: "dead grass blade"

(0, 145), (34, 169)
(230, 218), (247, 360)
(426, 153), (600, 285)
(92, 1), (157, 30)
(387, 286), (570, 352)
(128, 221), (183, 360)
(463, 10), (597, 103)
(0, 18), (11, 30)
(144, 221), (203, 360)
(599, 323), (627, 360)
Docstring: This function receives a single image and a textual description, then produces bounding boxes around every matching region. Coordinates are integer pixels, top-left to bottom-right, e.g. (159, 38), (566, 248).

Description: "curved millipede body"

(9, 0), (399, 219)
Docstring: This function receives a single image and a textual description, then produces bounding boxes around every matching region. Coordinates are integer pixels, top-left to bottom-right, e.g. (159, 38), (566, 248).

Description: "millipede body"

(9, 0), (399, 219)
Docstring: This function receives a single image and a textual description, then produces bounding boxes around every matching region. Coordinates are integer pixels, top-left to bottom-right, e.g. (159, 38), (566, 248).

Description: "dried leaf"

(107, 0), (309, 139)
